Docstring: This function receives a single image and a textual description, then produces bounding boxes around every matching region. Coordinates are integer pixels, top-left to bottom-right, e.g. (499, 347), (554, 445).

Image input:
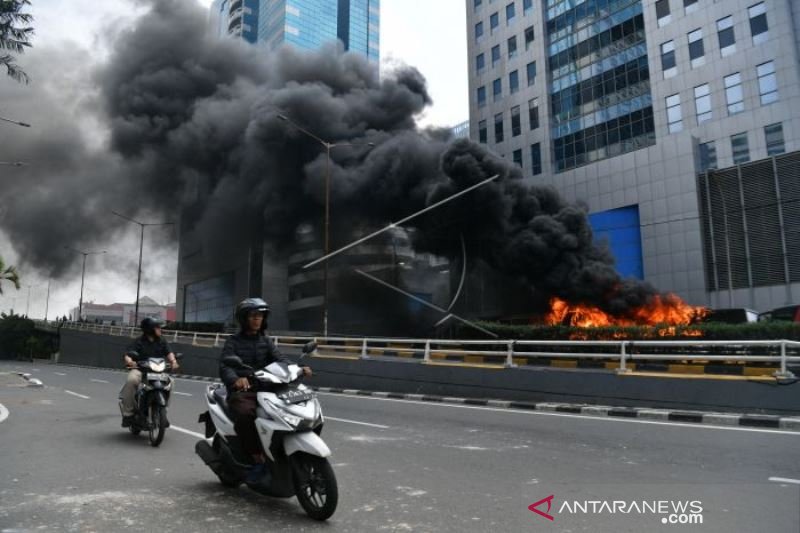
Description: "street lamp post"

(65, 248), (106, 321)
(277, 113), (374, 337)
(0, 114), (30, 128)
(0, 161), (27, 166)
(111, 211), (174, 326)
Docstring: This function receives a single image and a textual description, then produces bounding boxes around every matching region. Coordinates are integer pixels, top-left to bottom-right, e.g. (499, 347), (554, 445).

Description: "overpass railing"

(35, 320), (799, 378)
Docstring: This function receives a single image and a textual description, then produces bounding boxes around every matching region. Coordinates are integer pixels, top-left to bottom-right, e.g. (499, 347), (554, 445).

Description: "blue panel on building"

(588, 205), (644, 280)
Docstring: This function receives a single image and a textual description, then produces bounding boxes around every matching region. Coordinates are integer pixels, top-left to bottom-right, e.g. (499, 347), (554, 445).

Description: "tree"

(0, 256), (20, 294)
(0, 0), (33, 84)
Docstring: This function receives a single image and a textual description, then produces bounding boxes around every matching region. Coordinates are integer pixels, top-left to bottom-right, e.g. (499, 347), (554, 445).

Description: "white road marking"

(173, 391), (192, 397)
(64, 390), (90, 400)
(0, 403), (8, 423)
(170, 425), (206, 439)
(90, 378), (109, 384)
(317, 392), (800, 437)
(325, 416), (390, 429)
(54, 372), (67, 376)
(769, 477), (800, 485)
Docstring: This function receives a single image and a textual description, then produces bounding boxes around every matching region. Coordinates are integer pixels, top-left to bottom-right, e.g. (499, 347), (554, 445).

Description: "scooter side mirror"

(302, 341), (318, 355)
(175, 353), (184, 360)
(222, 355), (245, 368)
(126, 351), (140, 359)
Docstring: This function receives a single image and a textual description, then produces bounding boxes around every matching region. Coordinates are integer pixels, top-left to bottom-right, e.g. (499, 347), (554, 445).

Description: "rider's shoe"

(121, 416), (134, 428)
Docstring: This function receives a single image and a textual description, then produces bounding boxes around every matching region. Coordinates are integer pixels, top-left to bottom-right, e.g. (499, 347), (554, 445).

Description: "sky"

(0, 0), (468, 320)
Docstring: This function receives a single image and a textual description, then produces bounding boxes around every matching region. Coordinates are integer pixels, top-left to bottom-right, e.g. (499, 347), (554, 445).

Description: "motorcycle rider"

(120, 317), (179, 427)
(219, 297), (312, 483)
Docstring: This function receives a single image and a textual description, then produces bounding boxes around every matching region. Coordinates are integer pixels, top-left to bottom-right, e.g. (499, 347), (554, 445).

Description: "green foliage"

(456, 321), (800, 341)
(0, 0), (33, 83)
(0, 312), (53, 359)
(0, 256), (20, 294)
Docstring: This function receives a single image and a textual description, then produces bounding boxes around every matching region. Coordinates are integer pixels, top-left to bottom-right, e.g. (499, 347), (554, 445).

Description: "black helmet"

(235, 297), (270, 331)
(140, 317), (164, 335)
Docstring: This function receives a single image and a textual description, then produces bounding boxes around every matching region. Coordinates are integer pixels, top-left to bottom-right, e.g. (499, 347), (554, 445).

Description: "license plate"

(148, 373), (168, 381)
(279, 390), (315, 404)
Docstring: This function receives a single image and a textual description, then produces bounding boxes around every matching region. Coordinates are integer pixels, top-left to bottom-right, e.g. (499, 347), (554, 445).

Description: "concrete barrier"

(58, 329), (800, 415)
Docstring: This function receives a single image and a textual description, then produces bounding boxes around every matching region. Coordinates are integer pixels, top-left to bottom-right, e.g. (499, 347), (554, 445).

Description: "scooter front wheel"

(148, 404), (166, 447)
(291, 453), (338, 521)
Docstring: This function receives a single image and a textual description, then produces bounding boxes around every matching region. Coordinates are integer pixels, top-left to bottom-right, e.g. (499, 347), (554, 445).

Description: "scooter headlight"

(150, 361), (166, 372)
(280, 412), (302, 428)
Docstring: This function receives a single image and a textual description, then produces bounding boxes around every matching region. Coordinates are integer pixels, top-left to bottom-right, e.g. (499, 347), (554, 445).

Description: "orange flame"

(544, 295), (708, 337)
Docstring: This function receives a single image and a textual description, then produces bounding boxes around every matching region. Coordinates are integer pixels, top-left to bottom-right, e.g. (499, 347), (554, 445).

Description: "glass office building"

(210, 0), (379, 62)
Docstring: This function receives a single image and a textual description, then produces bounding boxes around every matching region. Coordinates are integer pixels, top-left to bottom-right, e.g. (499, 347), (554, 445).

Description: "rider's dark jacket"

(127, 336), (172, 362)
(219, 332), (290, 394)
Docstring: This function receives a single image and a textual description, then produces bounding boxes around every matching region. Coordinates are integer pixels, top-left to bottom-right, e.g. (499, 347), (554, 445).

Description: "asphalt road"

(1, 361), (799, 533)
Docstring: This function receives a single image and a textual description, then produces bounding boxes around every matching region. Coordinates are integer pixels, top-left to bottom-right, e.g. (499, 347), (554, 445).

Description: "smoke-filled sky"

(0, 0), (468, 319)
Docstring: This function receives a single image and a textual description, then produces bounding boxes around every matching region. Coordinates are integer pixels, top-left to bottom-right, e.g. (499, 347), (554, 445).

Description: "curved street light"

(277, 112), (375, 336)
(0, 114), (30, 128)
(64, 248), (106, 320)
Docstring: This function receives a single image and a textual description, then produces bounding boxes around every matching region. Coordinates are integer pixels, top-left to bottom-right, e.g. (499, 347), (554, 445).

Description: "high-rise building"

(467, 0), (800, 312)
(210, 0), (380, 62)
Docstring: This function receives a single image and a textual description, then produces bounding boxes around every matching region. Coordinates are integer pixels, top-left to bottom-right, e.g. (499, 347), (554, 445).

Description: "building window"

(474, 0), (482, 10)
(656, 0), (671, 27)
(724, 73), (744, 115)
(684, 0), (698, 13)
(765, 123), (785, 156)
(688, 29), (704, 68)
(731, 132), (750, 164)
(523, 0), (532, 14)
(528, 97), (539, 130)
(524, 26), (534, 50)
(511, 105), (521, 136)
(513, 149), (523, 167)
(477, 86), (486, 108)
(509, 70), (519, 94)
(491, 45), (500, 66)
(666, 93), (683, 134)
(757, 61), (778, 105)
(694, 84), (712, 124)
(493, 78), (502, 101)
(506, 2), (515, 23)
(660, 40), (676, 78)
(526, 61), (536, 86)
(478, 120), (487, 143)
(507, 36), (517, 58)
(699, 141), (717, 171)
(476, 53), (485, 74)
(530, 143), (542, 175)
(749, 2), (768, 44)
(475, 21), (484, 41)
(490, 12), (499, 33)
(717, 16), (735, 57)
(494, 113), (504, 143)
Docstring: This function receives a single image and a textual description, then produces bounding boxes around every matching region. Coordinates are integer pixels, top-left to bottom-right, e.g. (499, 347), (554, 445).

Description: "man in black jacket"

(219, 298), (312, 481)
(120, 317), (179, 427)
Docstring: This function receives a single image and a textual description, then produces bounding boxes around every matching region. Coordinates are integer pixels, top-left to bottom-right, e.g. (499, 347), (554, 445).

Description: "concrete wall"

(58, 329), (800, 415)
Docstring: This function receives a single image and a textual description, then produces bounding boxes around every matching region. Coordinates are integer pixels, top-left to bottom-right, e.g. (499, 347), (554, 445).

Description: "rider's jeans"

(119, 370), (142, 416)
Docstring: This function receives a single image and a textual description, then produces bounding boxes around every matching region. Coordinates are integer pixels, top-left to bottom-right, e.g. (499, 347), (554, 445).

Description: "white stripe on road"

(325, 416), (390, 429)
(170, 425), (206, 439)
(90, 378), (109, 384)
(769, 477), (800, 485)
(173, 391), (193, 397)
(64, 390), (90, 400)
(0, 403), (8, 423)
(317, 392), (800, 437)
(54, 372), (66, 376)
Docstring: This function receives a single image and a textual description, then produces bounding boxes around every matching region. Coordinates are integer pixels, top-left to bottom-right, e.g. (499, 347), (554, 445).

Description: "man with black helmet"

(120, 317), (179, 427)
(219, 297), (312, 483)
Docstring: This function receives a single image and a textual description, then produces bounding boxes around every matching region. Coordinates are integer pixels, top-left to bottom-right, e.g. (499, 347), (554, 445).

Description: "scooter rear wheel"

(291, 453), (338, 521)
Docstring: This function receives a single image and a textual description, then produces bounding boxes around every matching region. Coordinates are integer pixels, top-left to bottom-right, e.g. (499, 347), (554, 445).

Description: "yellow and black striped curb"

(312, 387), (800, 431)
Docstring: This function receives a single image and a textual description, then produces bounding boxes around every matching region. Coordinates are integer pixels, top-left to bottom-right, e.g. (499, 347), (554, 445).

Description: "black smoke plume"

(0, 0), (666, 321)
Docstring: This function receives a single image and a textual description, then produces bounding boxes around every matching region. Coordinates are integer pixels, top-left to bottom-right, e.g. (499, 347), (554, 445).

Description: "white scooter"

(195, 341), (338, 521)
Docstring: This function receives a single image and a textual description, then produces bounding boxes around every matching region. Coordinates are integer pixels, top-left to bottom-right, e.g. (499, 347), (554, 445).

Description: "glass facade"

(546, 0), (655, 172)
(212, 0), (379, 62)
(184, 273), (235, 323)
(588, 205), (644, 280)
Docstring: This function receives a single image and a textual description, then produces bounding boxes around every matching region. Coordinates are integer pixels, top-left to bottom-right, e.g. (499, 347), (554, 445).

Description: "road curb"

(310, 386), (800, 432)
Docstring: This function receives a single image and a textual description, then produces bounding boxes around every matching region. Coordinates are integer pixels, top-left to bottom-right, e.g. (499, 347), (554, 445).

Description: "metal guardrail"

(35, 320), (800, 378)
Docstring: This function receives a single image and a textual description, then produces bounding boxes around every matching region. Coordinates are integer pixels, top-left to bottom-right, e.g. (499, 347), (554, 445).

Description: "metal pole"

(44, 280), (50, 322)
(134, 224), (144, 325)
(26, 285), (31, 317)
(323, 144), (331, 337)
(79, 254), (87, 320)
